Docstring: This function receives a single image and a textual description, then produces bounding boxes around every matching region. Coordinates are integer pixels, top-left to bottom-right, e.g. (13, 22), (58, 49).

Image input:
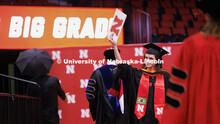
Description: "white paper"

(107, 9), (127, 43)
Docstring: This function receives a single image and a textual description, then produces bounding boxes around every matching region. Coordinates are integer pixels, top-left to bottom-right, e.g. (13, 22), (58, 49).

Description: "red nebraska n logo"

(110, 15), (123, 36)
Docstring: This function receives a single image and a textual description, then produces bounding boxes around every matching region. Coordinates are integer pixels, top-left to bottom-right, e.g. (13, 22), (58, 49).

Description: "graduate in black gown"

(108, 39), (170, 124)
(85, 49), (124, 124)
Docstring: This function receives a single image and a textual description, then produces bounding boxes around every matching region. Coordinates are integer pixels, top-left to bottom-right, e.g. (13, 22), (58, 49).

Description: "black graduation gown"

(33, 75), (66, 124)
(113, 64), (170, 124)
(86, 65), (123, 124)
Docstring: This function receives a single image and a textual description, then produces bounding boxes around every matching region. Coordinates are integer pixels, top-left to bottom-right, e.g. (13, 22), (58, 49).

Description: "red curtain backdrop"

(44, 43), (182, 124)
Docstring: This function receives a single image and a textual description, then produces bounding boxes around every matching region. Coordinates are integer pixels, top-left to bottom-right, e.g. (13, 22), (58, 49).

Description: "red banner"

(44, 43), (182, 124)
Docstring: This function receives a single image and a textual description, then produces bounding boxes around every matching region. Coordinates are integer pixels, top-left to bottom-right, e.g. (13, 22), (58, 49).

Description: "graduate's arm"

(109, 38), (122, 61)
(109, 38), (140, 87)
(85, 70), (99, 121)
(109, 38), (137, 82)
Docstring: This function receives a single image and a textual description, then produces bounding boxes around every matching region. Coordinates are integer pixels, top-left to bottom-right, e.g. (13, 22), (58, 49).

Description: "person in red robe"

(160, 0), (220, 124)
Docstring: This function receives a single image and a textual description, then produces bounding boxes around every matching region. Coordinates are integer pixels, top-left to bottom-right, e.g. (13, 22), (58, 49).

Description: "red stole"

(134, 72), (165, 121)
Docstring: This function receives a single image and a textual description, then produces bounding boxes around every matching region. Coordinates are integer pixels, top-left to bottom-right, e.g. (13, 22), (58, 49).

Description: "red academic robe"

(160, 32), (220, 124)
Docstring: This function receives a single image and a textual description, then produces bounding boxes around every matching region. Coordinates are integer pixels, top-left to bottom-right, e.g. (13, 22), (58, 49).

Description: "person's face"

(144, 53), (156, 68)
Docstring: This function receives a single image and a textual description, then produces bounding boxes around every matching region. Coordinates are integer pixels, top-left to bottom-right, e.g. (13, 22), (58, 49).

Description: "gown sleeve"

(160, 37), (193, 124)
(56, 77), (66, 100)
(108, 63), (137, 97)
(85, 70), (99, 121)
(117, 63), (137, 83)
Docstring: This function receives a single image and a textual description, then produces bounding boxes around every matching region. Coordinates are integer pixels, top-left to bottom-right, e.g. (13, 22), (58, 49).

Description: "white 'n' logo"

(66, 65), (75, 74)
(156, 107), (163, 115)
(52, 51), (61, 60)
(79, 49), (88, 58)
(80, 79), (88, 88)
(137, 104), (144, 112)
(66, 93), (76, 104)
(134, 47), (144, 57)
(81, 109), (90, 118)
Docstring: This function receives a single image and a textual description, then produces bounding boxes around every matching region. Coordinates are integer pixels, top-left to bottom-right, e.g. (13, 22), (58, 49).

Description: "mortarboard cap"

(104, 48), (120, 60)
(143, 43), (169, 59)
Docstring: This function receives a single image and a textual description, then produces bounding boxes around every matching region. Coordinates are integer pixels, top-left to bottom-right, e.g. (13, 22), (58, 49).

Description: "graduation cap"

(104, 48), (120, 60)
(143, 43), (169, 59)
(196, 0), (220, 15)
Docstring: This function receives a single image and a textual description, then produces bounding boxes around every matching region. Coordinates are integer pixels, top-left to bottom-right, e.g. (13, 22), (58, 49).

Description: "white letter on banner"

(66, 93), (76, 104)
(79, 49), (88, 58)
(81, 109), (90, 118)
(137, 104), (144, 112)
(156, 107), (163, 115)
(162, 46), (171, 55)
(80, 17), (94, 38)
(80, 79), (88, 88)
(95, 18), (108, 38)
(52, 51), (61, 60)
(66, 17), (81, 38)
(134, 47), (144, 57)
(30, 17), (45, 38)
(66, 65), (75, 74)
(23, 16), (31, 38)
(9, 16), (23, 38)
(53, 17), (67, 38)
(58, 110), (62, 119)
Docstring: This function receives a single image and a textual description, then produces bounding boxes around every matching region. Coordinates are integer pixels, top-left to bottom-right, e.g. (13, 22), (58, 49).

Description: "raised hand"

(108, 35), (117, 46)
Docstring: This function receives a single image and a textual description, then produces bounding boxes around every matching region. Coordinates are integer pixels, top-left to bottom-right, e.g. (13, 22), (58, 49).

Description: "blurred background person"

(16, 48), (67, 124)
(33, 74), (67, 124)
(160, 0), (220, 124)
